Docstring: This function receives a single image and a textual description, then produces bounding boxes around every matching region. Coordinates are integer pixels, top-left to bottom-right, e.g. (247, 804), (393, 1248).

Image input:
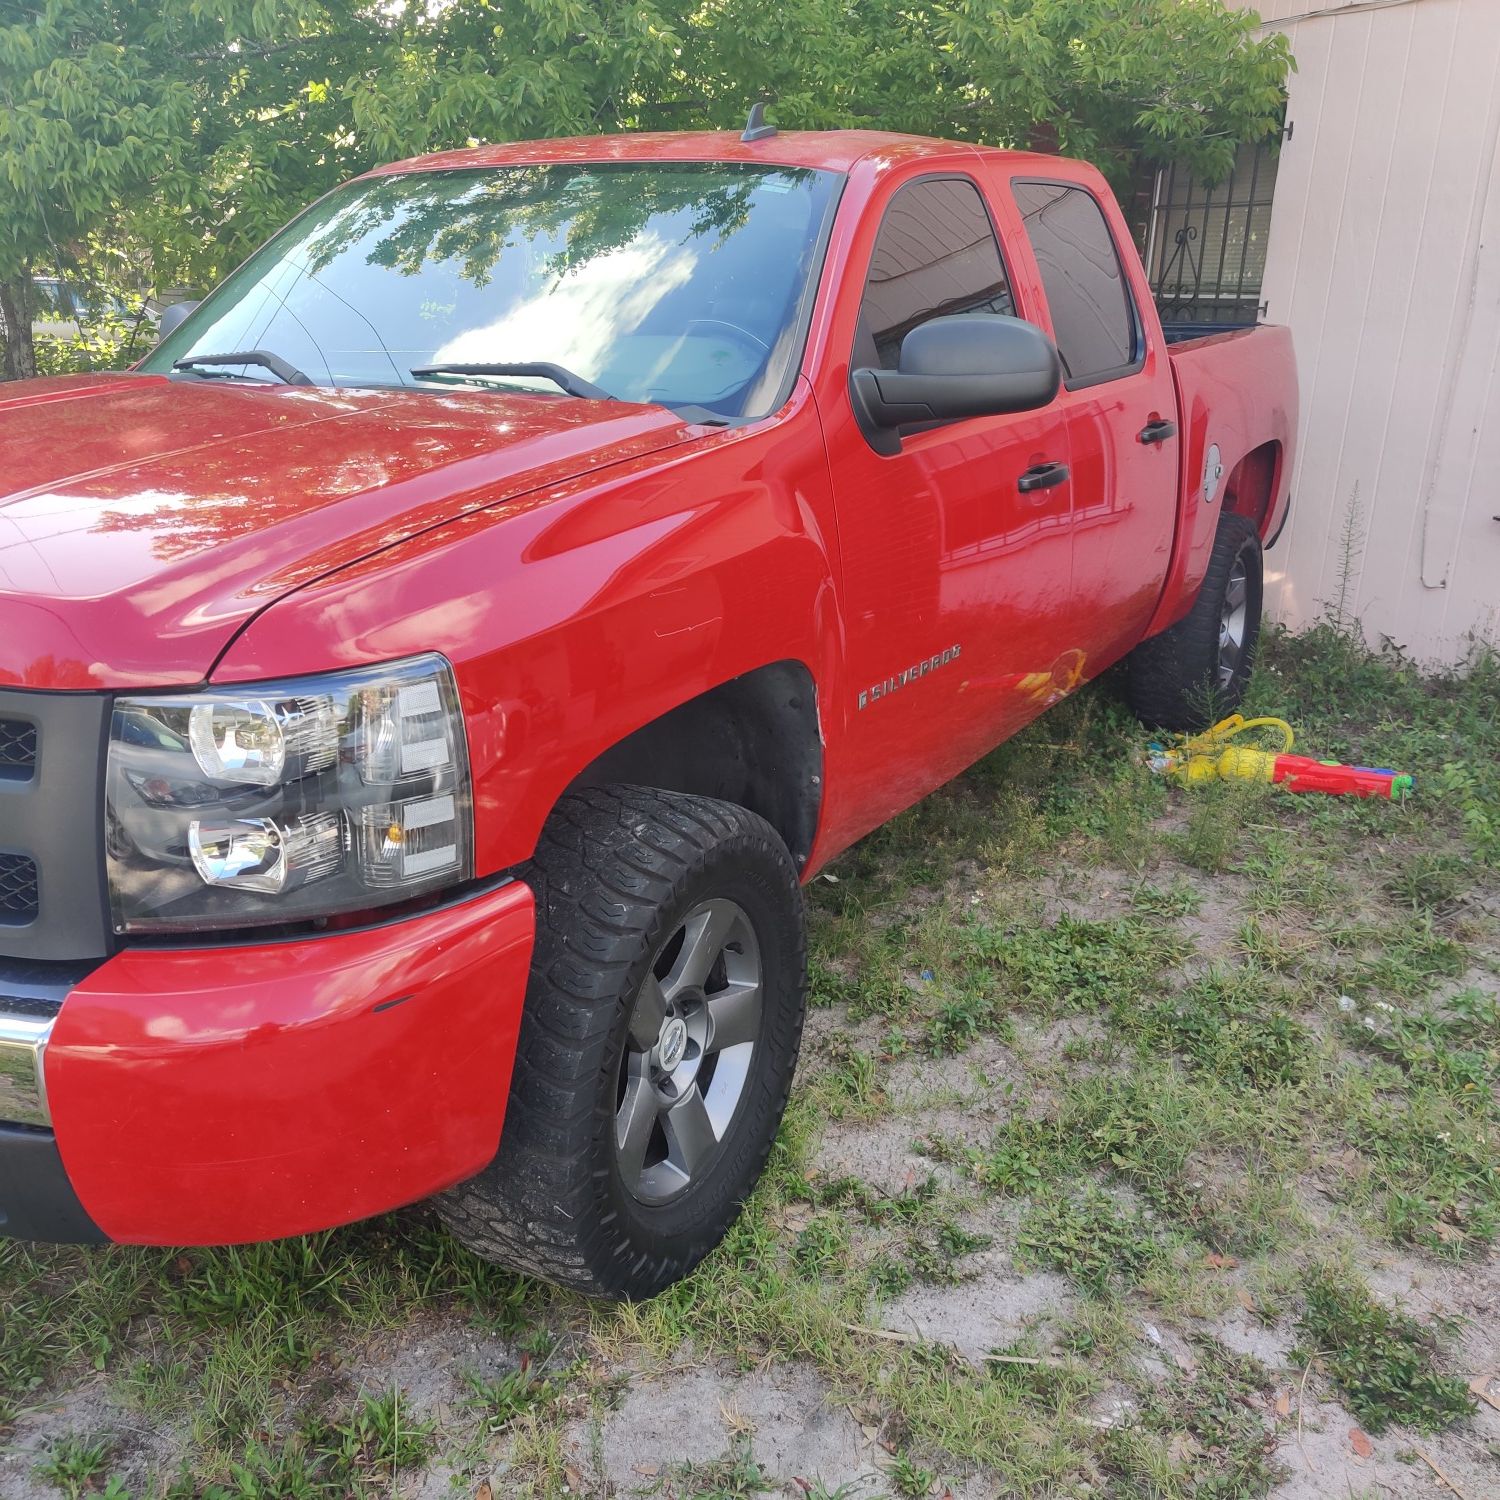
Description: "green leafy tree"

(2, 0), (1289, 381)
(0, 0), (370, 379)
(679, 0), (1290, 183)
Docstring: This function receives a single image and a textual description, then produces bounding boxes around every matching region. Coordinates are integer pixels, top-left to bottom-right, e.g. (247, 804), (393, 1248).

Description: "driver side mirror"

(850, 314), (1062, 455)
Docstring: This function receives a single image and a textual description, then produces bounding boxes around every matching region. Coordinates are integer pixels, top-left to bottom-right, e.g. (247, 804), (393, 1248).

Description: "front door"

(821, 173), (1077, 834)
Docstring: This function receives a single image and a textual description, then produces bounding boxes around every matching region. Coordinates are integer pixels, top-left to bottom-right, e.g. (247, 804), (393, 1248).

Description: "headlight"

(106, 654), (473, 934)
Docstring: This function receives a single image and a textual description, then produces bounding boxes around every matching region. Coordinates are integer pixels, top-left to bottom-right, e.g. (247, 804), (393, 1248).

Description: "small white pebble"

(1143, 1323), (1163, 1346)
(1337, 995), (1357, 1012)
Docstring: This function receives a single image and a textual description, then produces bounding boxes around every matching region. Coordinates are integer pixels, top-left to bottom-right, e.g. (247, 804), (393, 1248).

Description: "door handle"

(1017, 460), (1069, 493)
(1138, 418), (1177, 444)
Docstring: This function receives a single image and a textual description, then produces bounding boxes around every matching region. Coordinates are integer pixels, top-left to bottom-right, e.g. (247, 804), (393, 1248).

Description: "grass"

(1297, 1271), (1476, 1434)
(34, 1432), (115, 1498)
(4, 623), (1497, 1495)
(1017, 1188), (1169, 1295)
(1101, 1339), (1283, 1498)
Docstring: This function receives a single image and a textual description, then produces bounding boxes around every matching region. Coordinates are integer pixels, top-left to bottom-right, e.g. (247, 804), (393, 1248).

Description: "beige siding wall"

(1239, 0), (1500, 663)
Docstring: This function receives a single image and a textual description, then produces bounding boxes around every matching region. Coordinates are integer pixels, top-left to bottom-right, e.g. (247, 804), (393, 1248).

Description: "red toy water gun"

(1147, 716), (1413, 800)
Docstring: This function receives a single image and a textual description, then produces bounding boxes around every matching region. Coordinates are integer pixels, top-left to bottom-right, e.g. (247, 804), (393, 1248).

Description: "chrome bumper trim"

(0, 995), (60, 1128)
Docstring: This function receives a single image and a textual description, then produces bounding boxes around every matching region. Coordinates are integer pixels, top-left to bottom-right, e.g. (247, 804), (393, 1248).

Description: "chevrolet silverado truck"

(0, 125), (1295, 1298)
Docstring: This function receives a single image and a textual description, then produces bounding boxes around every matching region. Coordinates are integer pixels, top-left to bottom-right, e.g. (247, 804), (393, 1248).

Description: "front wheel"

(437, 785), (807, 1299)
(1126, 512), (1264, 731)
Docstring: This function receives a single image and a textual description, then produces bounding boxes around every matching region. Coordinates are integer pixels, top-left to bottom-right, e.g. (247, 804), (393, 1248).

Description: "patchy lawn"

(3, 625), (1498, 1499)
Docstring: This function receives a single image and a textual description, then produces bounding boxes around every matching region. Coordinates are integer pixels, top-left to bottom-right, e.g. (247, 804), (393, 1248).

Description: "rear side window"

(856, 177), (1013, 369)
(1012, 181), (1138, 384)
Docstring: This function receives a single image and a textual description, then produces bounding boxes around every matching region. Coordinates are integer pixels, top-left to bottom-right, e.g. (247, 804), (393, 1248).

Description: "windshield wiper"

(174, 350), (312, 386)
(411, 361), (615, 402)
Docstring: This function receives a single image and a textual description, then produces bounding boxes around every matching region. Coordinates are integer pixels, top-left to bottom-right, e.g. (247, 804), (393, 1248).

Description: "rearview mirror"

(157, 300), (200, 339)
(850, 314), (1062, 455)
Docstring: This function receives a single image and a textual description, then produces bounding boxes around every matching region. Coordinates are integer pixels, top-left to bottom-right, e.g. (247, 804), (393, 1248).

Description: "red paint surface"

(1, 130), (1296, 1246)
(46, 881), (534, 1244)
(0, 378), (699, 688)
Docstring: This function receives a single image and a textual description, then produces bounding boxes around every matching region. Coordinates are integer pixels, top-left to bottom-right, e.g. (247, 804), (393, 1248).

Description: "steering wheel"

(685, 318), (771, 356)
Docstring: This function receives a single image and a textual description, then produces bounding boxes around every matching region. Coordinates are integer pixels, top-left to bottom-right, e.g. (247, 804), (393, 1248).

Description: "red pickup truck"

(0, 127), (1294, 1298)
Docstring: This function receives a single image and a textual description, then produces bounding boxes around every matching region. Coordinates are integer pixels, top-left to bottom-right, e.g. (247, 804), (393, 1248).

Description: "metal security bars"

(1144, 136), (1282, 328)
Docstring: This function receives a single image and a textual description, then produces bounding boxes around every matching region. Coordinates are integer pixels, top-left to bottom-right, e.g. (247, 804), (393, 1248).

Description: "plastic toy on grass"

(1145, 715), (1413, 801)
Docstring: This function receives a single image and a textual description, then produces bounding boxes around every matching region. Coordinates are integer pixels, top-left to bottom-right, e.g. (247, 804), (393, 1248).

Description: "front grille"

(0, 688), (112, 961)
(0, 719), (35, 781)
(0, 856), (39, 926)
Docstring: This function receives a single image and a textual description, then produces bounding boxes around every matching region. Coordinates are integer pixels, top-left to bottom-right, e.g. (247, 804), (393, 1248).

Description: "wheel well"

(567, 662), (823, 869)
(1222, 440), (1281, 534)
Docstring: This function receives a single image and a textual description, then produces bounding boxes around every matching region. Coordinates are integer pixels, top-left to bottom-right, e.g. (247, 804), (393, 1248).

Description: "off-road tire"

(1126, 512), (1264, 731)
(436, 785), (807, 1300)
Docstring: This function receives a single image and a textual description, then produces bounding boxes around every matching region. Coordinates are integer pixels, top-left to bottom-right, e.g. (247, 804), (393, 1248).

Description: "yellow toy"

(1146, 715), (1413, 800)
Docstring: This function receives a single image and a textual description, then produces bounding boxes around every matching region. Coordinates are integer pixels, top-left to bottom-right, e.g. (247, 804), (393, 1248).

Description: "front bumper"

(0, 879), (534, 1246)
(0, 1124), (105, 1243)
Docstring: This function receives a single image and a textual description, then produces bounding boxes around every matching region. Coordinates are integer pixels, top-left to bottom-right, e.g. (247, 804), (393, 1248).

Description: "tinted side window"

(1012, 181), (1137, 383)
(856, 177), (1013, 369)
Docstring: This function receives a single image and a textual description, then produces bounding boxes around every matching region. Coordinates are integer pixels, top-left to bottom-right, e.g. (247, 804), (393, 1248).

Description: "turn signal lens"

(352, 795), (463, 887)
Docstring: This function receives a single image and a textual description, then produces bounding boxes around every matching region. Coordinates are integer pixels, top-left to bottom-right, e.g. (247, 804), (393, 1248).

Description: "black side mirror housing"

(157, 300), (200, 340)
(850, 314), (1062, 455)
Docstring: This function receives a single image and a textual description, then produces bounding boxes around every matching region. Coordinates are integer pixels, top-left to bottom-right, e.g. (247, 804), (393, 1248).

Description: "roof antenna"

(741, 101), (777, 143)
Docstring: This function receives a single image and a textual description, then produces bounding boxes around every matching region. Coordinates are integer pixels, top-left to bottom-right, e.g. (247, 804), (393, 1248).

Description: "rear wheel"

(1126, 512), (1264, 731)
(437, 785), (806, 1299)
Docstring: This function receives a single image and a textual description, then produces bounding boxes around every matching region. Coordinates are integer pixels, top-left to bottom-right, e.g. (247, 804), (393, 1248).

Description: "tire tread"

(1127, 511), (1264, 731)
(436, 784), (805, 1298)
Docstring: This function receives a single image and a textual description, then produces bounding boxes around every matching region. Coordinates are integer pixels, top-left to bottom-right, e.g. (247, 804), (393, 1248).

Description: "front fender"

(211, 392), (843, 878)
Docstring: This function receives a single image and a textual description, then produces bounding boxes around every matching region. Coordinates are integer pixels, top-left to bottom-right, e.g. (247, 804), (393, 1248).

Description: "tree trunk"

(0, 276), (37, 382)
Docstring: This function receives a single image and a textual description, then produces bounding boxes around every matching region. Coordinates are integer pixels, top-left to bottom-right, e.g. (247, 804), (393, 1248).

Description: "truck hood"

(0, 373), (701, 689)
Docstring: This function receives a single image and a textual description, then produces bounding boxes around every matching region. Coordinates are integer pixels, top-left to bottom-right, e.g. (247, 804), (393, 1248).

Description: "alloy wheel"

(1218, 555), (1249, 689)
(614, 897), (763, 1205)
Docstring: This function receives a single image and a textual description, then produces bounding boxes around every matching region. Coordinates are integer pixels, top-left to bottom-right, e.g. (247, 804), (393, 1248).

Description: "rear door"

(1005, 177), (1180, 671)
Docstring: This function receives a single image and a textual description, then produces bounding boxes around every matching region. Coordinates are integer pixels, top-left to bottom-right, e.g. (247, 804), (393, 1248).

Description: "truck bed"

(1141, 321), (1299, 637)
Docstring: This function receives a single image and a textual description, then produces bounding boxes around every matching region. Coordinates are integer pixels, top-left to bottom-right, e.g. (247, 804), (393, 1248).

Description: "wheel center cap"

(657, 1016), (689, 1072)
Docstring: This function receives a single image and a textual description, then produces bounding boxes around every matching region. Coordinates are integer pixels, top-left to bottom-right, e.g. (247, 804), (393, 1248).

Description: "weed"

(1298, 1271), (1475, 1434)
(868, 1253), (913, 1299)
(1384, 851), (1470, 914)
(649, 1434), (771, 1498)
(793, 1213), (851, 1278)
(983, 1339), (1097, 1406)
(1017, 1188), (1165, 1295)
(1343, 992), (1497, 1104)
(464, 1359), (562, 1433)
(973, 1119), (1071, 1195)
(1123, 965), (1311, 1088)
(1102, 1338), (1282, 1497)
(1170, 780), (1270, 873)
(810, 1034), (886, 1119)
(904, 1218), (991, 1285)
(884, 1453), (939, 1497)
(974, 915), (1185, 1015)
(1131, 880), (1203, 920)
(1319, 1065), (1499, 1249)
(925, 989), (1004, 1054)
(329, 1388), (434, 1485)
(34, 1431), (114, 1498)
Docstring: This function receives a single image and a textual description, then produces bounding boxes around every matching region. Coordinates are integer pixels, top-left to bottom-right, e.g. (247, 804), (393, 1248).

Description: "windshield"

(142, 161), (843, 420)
